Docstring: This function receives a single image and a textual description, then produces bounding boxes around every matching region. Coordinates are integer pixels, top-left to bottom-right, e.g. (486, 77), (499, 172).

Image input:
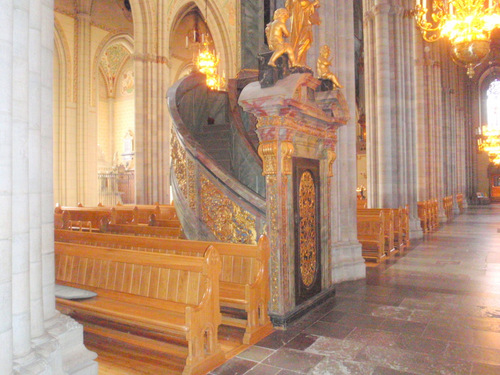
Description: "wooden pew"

(54, 230), (273, 345)
(356, 198), (367, 209)
(55, 241), (225, 375)
(443, 196), (454, 221)
(55, 205), (111, 230)
(358, 208), (397, 257)
(400, 205), (411, 249)
(357, 211), (387, 263)
(456, 194), (464, 214)
(103, 222), (182, 238)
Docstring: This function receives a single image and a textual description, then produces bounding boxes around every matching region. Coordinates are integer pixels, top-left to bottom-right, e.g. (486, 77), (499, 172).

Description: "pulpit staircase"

(167, 72), (266, 244)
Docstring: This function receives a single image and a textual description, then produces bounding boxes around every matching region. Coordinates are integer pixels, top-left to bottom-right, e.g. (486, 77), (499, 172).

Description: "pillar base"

(409, 217), (424, 240)
(330, 242), (366, 284)
(270, 286), (336, 328)
(13, 351), (50, 375)
(45, 313), (98, 375)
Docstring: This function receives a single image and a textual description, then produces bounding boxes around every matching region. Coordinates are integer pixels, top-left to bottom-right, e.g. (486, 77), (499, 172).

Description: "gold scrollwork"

(327, 149), (336, 177)
(187, 159), (196, 210)
(258, 141), (278, 175)
(200, 176), (257, 244)
(258, 141), (294, 176)
(298, 171), (317, 287)
(171, 131), (187, 197)
(256, 115), (281, 129)
(266, 175), (280, 312)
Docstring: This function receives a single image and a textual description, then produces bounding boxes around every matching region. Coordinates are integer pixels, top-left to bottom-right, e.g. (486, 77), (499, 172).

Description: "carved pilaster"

(258, 140), (294, 176)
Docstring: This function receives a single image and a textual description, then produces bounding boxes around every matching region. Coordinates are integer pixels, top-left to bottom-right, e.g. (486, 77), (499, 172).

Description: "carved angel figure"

(317, 45), (343, 88)
(265, 8), (297, 67)
(285, 0), (321, 67)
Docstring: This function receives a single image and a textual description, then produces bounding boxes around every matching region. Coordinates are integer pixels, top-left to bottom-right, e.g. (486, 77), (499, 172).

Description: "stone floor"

(210, 205), (500, 375)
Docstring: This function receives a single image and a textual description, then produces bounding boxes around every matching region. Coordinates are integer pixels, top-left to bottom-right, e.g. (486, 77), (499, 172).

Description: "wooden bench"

(55, 205), (111, 230)
(357, 211), (387, 263)
(456, 194), (464, 214)
(55, 241), (225, 375)
(356, 198), (367, 209)
(103, 222), (182, 238)
(358, 208), (397, 257)
(399, 205), (411, 250)
(54, 229), (273, 345)
(418, 199), (440, 232)
(443, 196), (454, 221)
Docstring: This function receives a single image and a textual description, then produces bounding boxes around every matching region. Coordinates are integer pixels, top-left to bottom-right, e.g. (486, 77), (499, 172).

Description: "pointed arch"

(167, 0), (237, 76)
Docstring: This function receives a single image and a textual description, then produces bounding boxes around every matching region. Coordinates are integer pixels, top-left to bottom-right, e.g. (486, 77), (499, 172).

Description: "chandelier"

(414, 0), (500, 78)
(195, 42), (225, 91)
(478, 128), (500, 165)
(190, 0), (225, 91)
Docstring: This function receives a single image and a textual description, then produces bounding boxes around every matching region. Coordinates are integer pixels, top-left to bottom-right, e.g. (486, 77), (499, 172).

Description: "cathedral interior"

(1, 0), (500, 374)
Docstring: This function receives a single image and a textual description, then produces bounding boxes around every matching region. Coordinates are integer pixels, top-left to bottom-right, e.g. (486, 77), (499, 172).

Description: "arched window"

(487, 80), (500, 131)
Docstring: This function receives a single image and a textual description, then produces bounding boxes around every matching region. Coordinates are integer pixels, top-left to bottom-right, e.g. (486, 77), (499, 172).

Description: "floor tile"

(261, 348), (324, 373)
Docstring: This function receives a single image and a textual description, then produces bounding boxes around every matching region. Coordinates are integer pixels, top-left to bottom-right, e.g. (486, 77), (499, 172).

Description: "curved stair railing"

(168, 72), (266, 244)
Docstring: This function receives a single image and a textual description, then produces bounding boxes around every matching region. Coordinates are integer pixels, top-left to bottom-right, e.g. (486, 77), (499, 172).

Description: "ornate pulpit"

(239, 72), (349, 325)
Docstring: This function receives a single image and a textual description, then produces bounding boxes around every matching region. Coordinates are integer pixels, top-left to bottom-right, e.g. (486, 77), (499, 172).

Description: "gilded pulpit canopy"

(285, 0), (321, 67)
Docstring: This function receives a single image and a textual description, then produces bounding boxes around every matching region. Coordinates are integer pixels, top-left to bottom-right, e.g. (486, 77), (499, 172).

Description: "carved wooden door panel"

(293, 157), (321, 305)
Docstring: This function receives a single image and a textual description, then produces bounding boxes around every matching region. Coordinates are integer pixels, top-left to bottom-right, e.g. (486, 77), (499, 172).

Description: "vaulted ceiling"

(55, 0), (133, 34)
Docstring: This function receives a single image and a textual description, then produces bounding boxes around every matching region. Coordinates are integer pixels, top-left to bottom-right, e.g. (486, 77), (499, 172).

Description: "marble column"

(313, 0), (366, 283)
(134, 1), (171, 204)
(1, 0), (98, 373)
(363, 0), (423, 238)
(0, 0), (14, 372)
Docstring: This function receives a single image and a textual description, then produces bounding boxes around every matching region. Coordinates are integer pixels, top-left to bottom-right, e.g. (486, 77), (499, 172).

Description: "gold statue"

(265, 8), (297, 67)
(285, 0), (321, 67)
(317, 45), (343, 88)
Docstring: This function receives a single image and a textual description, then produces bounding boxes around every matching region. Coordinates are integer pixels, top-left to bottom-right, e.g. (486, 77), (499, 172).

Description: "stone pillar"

(0, 0), (14, 372)
(12, 0), (33, 366)
(1, 1), (98, 373)
(134, 1), (171, 204)
(305, 0), (365, 283)
(75, 8), (98, 205)
(363, 0), (422, 238)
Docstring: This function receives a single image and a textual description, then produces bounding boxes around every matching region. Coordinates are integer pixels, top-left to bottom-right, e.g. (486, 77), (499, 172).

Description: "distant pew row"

(417, 193), (464, 233)
(54, 203), (182, 238)
(357, 206), (410, 263)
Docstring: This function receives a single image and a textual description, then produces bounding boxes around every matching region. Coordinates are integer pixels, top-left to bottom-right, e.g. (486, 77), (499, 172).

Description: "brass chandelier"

(414, 0), (500, 78)
(479, 128), (500, 165)
(193, 0), (225, 91)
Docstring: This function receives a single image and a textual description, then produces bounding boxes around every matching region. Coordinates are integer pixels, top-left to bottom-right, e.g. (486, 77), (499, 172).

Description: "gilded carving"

(200, 176), (257, 244)
(316, 45), (343, 89)
(258, 141), (278, 175)
(187, 159), (196, 210)
(258, 141), (294, 176)
(327, 149), (337, 177)
(285, 0), (321, 67)
(256, 115), (281, 129)
(265, 8), (297, 67)
(266, 175), (280, 312)
(281, 142), (294, 175)
(170, 131), (187, 197)
(298, 171), (317, 287)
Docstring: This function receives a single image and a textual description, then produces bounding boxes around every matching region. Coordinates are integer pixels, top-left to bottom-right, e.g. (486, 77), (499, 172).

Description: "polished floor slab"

(211, 205), (500, 375)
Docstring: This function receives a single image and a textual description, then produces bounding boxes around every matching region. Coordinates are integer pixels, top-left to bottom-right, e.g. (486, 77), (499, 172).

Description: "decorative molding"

(258, 140), (294, 176)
